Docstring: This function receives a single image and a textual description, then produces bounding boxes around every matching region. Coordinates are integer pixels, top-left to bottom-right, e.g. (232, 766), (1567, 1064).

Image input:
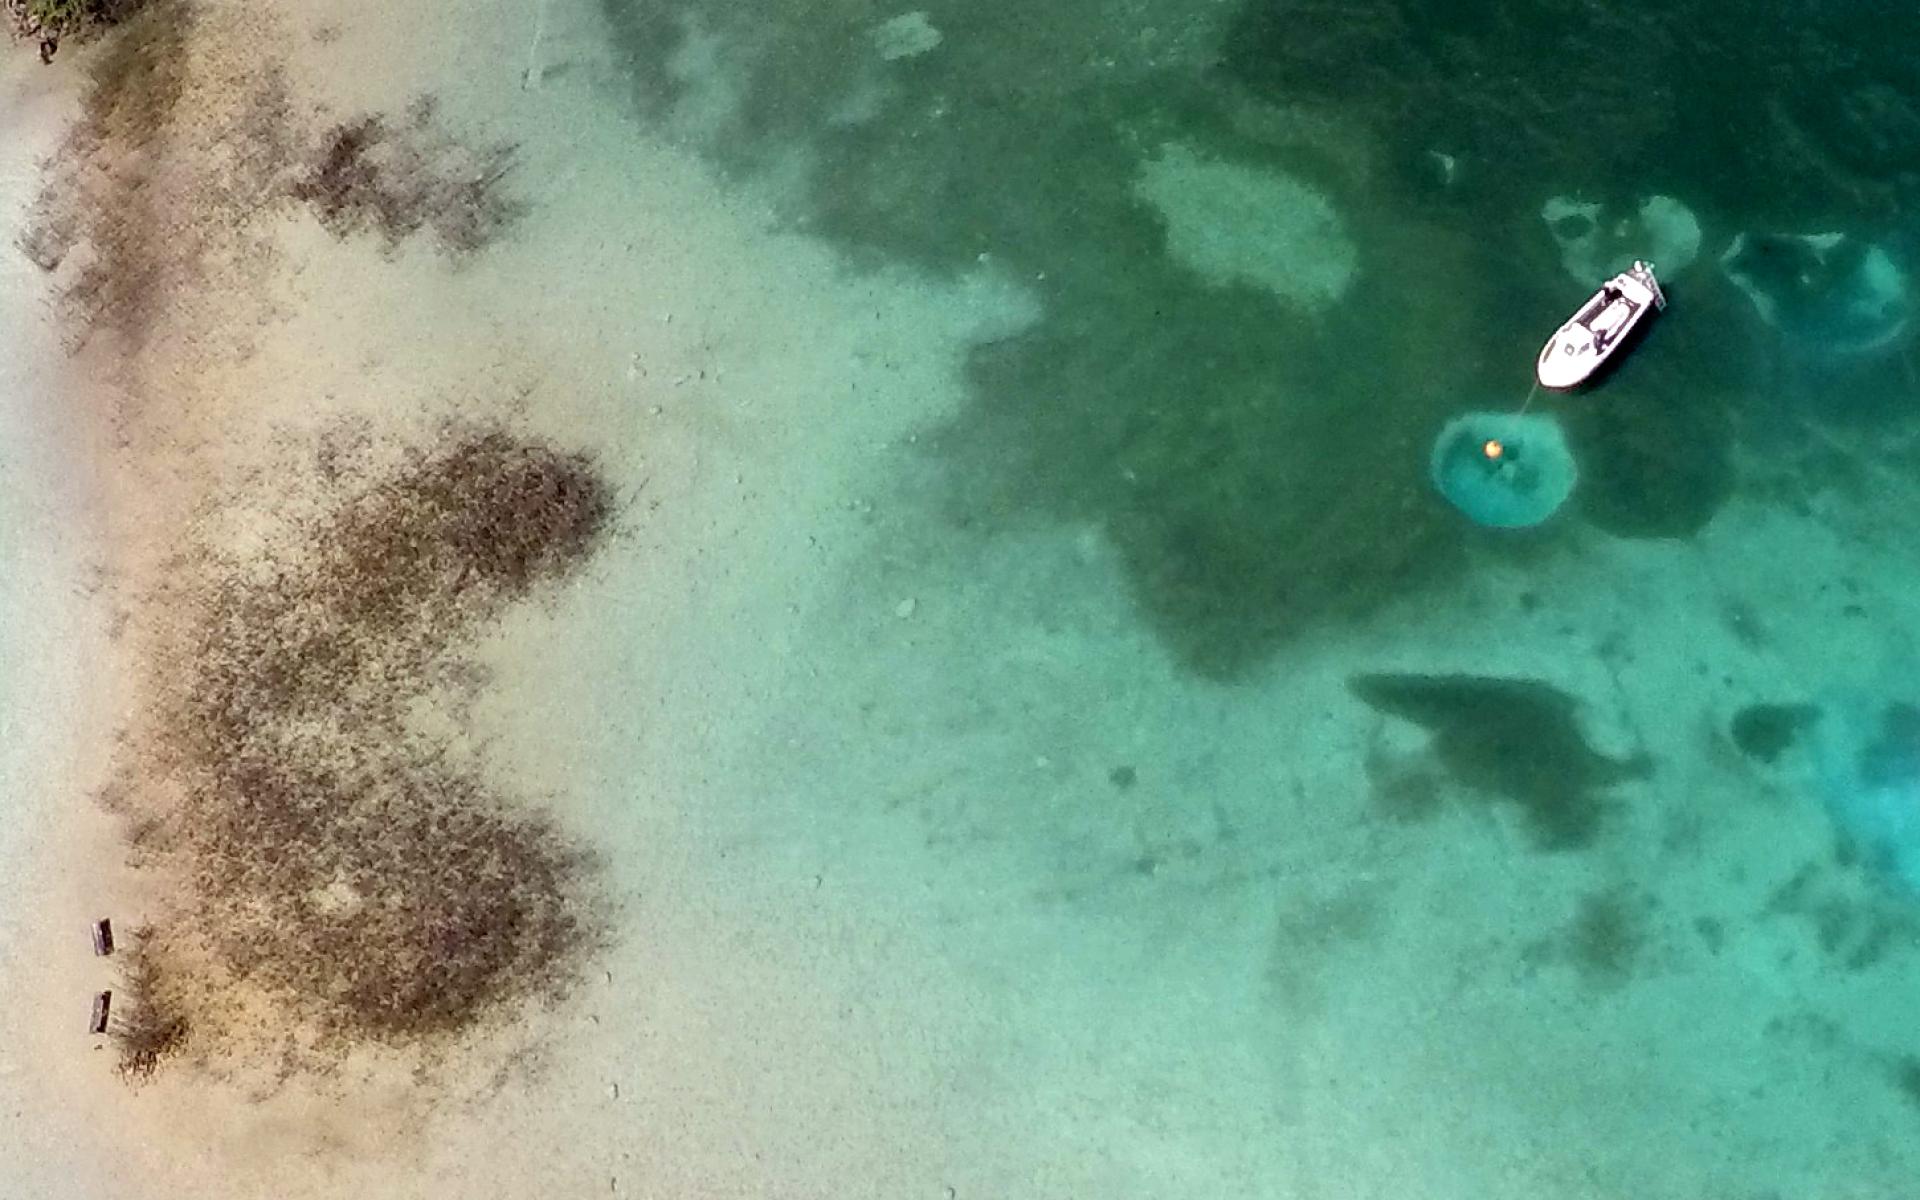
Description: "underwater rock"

(1429, 411), (1576, 529)
(1542, 194), (1702, 283)
(872, 11), (941, 61)
(1424, 149), (1460, 190)
(1811, 694), (1920, 896)
(1731, 703), (1819, 765)
(1721, 232), (1912, 358)
(1350, 673), (1650, 850)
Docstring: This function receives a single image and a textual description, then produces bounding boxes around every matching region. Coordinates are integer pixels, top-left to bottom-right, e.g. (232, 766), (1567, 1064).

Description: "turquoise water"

(8, 0), (1920, 1194)
(590, 0), (1920, 1189)
(600, 0), (1919, 666)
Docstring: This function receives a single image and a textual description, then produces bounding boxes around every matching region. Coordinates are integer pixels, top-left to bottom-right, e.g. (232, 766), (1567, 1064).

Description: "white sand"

(0, 49), (144, 1199)
(4, 0), (1920, 1196)
(1134, 140), (1357, 307)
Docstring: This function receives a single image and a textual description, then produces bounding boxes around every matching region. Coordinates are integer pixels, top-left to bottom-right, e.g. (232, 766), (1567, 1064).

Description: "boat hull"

(1536, 263), (1664, 390)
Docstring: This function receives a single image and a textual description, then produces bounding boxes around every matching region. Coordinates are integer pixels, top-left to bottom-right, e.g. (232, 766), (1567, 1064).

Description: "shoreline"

(4, 0), (1043, 1190)
(4, 0), (1920, 1195)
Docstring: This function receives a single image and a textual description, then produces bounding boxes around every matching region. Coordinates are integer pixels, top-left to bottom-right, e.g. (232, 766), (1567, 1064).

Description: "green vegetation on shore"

(7, 0), (142, 55)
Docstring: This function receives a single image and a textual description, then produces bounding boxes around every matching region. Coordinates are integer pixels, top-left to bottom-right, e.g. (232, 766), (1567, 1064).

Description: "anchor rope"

(1516, 379), (1540, 416)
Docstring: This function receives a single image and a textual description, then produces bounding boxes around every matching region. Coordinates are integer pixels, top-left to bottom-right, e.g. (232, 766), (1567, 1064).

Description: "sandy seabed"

(3, 1), (1920, 1198)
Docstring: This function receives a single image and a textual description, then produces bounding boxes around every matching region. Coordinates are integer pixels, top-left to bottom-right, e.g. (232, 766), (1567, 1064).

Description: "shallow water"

(5, 0), (1920, 1195)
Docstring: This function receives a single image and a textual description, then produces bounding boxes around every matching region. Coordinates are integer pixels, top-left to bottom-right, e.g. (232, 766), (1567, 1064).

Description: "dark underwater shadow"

(589, 0), (1920, 677)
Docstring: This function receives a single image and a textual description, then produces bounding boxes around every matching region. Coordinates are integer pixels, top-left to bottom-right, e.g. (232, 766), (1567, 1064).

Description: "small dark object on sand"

(1729, 703), (1818, 765)
(89, 990), (112, 1035)
(92, 918), (115, 957)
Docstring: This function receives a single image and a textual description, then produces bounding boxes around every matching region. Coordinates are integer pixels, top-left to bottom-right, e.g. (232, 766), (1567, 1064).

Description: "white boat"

(1536, 259), (1666, 390)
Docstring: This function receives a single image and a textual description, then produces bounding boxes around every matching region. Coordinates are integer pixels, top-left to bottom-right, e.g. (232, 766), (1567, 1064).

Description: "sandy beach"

(4, 0), (1920, 1196)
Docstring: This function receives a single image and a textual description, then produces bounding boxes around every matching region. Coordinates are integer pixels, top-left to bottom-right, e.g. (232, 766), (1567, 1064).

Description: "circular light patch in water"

(1721, 231), (1912, 358)
(1430, 411), (1578, 528)
(1542, 194), (1701, 283)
